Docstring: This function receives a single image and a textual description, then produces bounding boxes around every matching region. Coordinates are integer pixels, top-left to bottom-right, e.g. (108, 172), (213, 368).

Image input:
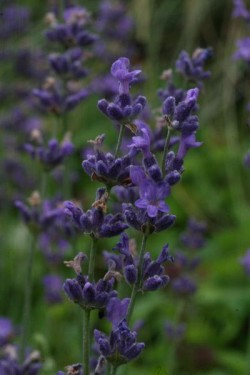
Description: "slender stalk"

(114, 124), (125, 158)
(127, 232), (148, 325)
(59, 0), (64, 21)
(167, 299), (186, 375)
(83, 309), (91, 375)
(82, 236), (97, 374)
(161, 127), (171, 177)
(109, 365), (117, 375)
(247, 313), (250, 375)
(19, 234), (36, 362)
(88, 235), (97, 282)
(41, 171), (47, 199)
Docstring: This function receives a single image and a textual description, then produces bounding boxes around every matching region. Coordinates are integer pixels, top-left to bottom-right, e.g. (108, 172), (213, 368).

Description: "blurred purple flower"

(240, 249), (250, 275)
(43, 274), (63, 304)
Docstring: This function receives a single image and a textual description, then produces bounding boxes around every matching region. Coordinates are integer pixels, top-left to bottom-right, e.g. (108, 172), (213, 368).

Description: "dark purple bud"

(165, 170), (181, 185)
(155, 214), (176, 233)
(107, 104), (124, 121)
(98, 338), (112, 356)
(63, 279), (83, 303)
(163, 96), (176, 118)
(143, 275), (169, 291)
(124, 265), (138, 285)
(123, 105), (132, 118)
(148, 165), (162, 182)
(98, 99), (109, 115)
(124, 342), (145, 361)
(83, 282), (96, 303)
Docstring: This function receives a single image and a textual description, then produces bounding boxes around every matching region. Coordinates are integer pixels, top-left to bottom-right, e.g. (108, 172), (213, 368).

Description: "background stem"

(83, 309), (91, 375)
(19, 234), (36, 362)
(115, 124), (125, 158)
(161, 127), (171, 177)
(127, 233), (148, 325)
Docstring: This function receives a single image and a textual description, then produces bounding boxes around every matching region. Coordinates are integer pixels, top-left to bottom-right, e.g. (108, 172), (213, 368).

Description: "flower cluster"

(97, 57), (146, 124)
(110, 233), (173, 291)
(63, 252), (120, 310)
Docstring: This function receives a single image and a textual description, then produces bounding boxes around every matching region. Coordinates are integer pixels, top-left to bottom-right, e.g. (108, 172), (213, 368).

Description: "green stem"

(161, 127), (172, 177)
(41, 171), (47, 199)
(109, 365), (117, 375)
(83, 309), (91, 375)
(19, 234), (36, 362)
(82, 236), (97, 374)
(127, 232), (148, 325)
(247, 314), (250, 375)
(115, 124), (125, 158)
(88, 236), (97, 282)
(59, 0), (64, 21)
(167, 299), (186, 375)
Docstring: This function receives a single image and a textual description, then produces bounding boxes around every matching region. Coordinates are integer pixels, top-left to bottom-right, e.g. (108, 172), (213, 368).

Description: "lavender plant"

(57, 49), (209, 374)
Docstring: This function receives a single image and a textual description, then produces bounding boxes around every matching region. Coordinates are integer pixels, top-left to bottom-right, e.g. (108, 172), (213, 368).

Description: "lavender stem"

(83, 309), (91, 375)
(127, 232), (148, 325)
(83, 236), (97, 374)
(110, 365), (117, 375)
(19, 234), (36, 362)
(161, 127), (172, 177)
(114, 124), (125, 158)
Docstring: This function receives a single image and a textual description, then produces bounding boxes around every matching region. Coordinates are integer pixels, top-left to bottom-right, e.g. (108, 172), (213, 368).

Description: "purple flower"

(133, 178), (170, 218)
(165, 321), (186, 341)
(113, 234), (172, 290)
(15, 194), (65, 233)
(0, 351), (42, 375)
(123, 203), (176, 233)
(49, 48), (88, 79)
(0, 318), (14, 347)
(171, 275), (197, 296)
(232, 0), (250, 21)
(63, 253), (118, 310)
(234, 37), (250, 63)
(181, 218), (207, 250)
(94, 320), (144, 366)
(43, 274), (63, 304)
(175, 48), (212, 87)
(176, 133), (202, 160)
(64, 194), (128, 238)
(240, 249), (250, 276)
(111, 57), (141, 95)
(82, 149), (134, 188)
(128, 120), (152, 157)
(106, 297), (130, 327)
(24, 138), (74, 170)
(45, 7), (97, 48)
(98, 58), (146, 124)
(244, 150), (250, 168)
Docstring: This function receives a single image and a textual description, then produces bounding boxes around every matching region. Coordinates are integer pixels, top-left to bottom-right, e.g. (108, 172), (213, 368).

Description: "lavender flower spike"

(94, 319), (144, 367)
(111, 57), (141, 94)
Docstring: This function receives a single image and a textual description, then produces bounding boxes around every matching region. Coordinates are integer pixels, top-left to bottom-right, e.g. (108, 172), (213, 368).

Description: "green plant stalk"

(161, 127), (172, 177)
(127, 232), (148, 325)
(83, 309), (91, 375)
(115, 124), (125, 158)
(109, 365), (117, 375)
(19, 234), (36, 362)
(167, 299), (186, 375)
(41, 171), (48, 199)
(246, 310), (250, 374)
(82, 236), (97, 374)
